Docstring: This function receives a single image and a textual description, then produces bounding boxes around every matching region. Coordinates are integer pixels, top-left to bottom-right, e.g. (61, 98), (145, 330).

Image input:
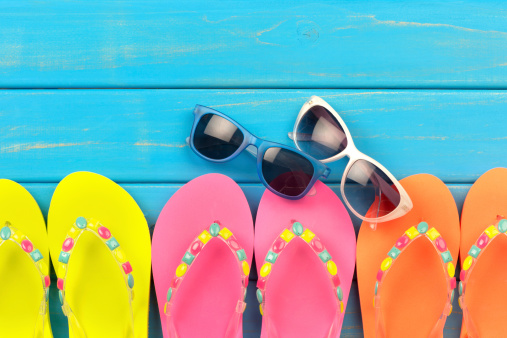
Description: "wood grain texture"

(0, 1), (506, 88)
(1, 89), (506, 183)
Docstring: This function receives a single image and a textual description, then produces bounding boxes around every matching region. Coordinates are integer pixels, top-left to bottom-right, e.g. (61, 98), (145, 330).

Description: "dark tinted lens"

(344, 159), (401, 219)
(262, 147), (315, 197)
(295, 105), (348, 160)
(193, 113), (244, 160)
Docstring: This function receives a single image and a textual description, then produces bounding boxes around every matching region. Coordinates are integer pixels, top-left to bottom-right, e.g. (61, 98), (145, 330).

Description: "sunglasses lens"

(295, 105), (348, 160)
(262, 147), (315, 197)
(344, 159), (401, 219)
(193, 113), (244, 160)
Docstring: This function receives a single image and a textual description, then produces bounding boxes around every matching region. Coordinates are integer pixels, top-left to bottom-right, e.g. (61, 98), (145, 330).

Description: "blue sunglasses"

(189, 105), (330, 199)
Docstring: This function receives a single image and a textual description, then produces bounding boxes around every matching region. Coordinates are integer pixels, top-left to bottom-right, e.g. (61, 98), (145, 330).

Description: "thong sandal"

(0, 179), (52, 337)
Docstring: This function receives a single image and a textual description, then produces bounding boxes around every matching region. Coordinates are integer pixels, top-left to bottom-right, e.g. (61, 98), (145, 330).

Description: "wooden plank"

(0, 1), (506, 89)
(1, 89), (506, 183)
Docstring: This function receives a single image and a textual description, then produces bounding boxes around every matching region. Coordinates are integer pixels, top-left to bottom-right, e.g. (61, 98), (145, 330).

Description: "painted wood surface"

(0, 1), (507, 88)
(1, 89), (507, 184)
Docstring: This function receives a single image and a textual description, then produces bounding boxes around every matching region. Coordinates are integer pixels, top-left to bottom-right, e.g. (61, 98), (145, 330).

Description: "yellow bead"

(327, 260), (337, 275)
(242, 261), (250, 276)
(37, 260), (48, 274)
(58, 263), (67, 278)
(11, 232), (25, 243)
(113, 247), (127, 263)
(485, 225), (499, 238)
(280, 229), (295, 242)
(380, 257), (393, 271)
(164, 302), (168, 314)
(68, 227), (80, 239)
(300, 229), (315, 243)
(340, 302), (344, 313)
(448, 305), (453, 316)
(198, 230), (212, 244)
(87, 220), (100, 230)
(447, 262), (455, 277)
(405, 226), (419, 239)
(260, 262), (272, 277)
(176, 263), (188, 277)
(259, 304), (263, 316)
(427, 227), (441, 241)
(219, 227), (233, 240)
(373, 297), (375, 308)
(462, 256), (473, 271)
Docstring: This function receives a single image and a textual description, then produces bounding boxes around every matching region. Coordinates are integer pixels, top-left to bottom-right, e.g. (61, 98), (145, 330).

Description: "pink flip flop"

(254, 181), (356, 337)
(152, 173), (254, 338)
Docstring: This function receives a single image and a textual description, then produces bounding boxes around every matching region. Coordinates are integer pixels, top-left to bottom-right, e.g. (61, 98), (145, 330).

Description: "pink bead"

(122, 262), (132, 274)
(332, 274), (341, 287)
(395, 235), (410, 249)
(189, 239), (203, 255)
(57, 278), (64, 290)
(62, 237), (74, 252)
(257, 277), (266, 289)
(243, 276), (249, 287)
(435, 237), (447, 252)
(171, 277), (182, 288)
(450, 277), (456, 289)
(228, 238), (241, 251)
(377, 269), (383, 282)
(476, 234), (489, 249)
(460, 270), (466, 281)
(272, 237), (286, 254)
(98, 226), (111, 239)
(310, 237), (324, 253)
(44, 276), (51, 288)
(21, 239), (33, 253)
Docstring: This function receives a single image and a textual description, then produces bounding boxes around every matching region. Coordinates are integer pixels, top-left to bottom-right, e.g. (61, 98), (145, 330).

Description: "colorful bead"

(256, 289), (263, 303)
(260, 262), (272, 277)
(122, 262), (133, 274)
(460, 270), (466, 281)
(332, 274), (341, 287)
(44, 275), (51, 288)
(318, 249), (332, 263)
(182, 252), (195, 265)
(463, 256), (473, 270)
(459, 281), (463, 295)
(327, 260), (337, 275)
(198, 230), (212, 244)
(380, 257), (393, 271)
(228, 238), (241, 251)
(11, 232), (24, 243)
(272, 237), (286, 253)
(189, 239), (204, 255)
(427, 228), (441, 241)
(280, 229), (295, 242)
(485, 225), (499, 238)
(242, 261), (250, 276)
(395, 234), (410, 249)
(441, 251), (452, 263)
(106, 237), (120, 250)
(58, 251), (70, 264)
(336, 286), (343, 301)
(374, 282), (378, 295)
(167, 288), (173, 302)
(340, 302), (344, 313)
(236, 249), (247, 261)
(450, 290), (455, 303)
(98, 226), (111, 239)
(259, 304), (263, 316)
(376, 269), (383, 281)
(458, 297), (462, 309)
(38, 260), (48, 273)
(59, 291), (63, 305)
(68, 227), (79, 239)
(257, 277), (266, 290)
(87, 220), (99, 231)
(388, 247), (401, 259)
(175, 263), (188, 277)
(292, 222), (303, 236)
(21, 239), (33, 253)
(448, 305), (453, 316)
(113, 247), (127, 263)
(476, 234), (489, 249)
(0, 226), (11, 240)
(435, 237), (447, 252)
(75, 217), (87, 229)
(450, 277), (456, 289)
(417, 222), (429, 233)
(209, 223), (220, 237)
(62, 237), (74, 252)
(265, 250), (278, 264)
(405, 226), (419, 239)
(499, 219), (507, 233)
(468, 245), (481, 258)
(30, 249), (43, 262)
(310, 237), (324, 252)
(447, 262), (455, 277)
(300, 229), (315, 243)
(171, 277), (182, 289)
(219, 227), (232, 240)
(127, 274), (134, 288)
(57, 278), (64, 290)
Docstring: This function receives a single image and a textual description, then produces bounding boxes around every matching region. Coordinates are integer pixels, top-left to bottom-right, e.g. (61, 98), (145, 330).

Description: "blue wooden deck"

(2, 1), (507, 336)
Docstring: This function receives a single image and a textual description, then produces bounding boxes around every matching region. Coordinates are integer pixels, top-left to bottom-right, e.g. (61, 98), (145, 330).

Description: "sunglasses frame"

(190, 105), (331, 200)
(292, 96), (413, 222)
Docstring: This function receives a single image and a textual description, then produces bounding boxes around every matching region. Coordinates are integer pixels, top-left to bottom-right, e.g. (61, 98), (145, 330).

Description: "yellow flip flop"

(0, 179), (52, 337)
(48, 172), (151, 337)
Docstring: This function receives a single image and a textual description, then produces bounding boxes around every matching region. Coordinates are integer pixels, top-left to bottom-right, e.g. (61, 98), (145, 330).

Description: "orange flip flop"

(459, 168), (507, 337)
(357, 174), (460, 337)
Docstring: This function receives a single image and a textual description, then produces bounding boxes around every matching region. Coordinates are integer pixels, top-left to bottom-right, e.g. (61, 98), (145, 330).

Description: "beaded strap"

(458, 217), (507, 337)
(0, 222), (50, 337)
(56, 217), (135, 337)
(164, 221), (250, 338)
(374, 222), (455, 338)
(256, 221), (344, 337)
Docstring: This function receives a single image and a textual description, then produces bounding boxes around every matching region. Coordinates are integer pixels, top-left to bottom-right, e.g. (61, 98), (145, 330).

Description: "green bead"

(499, 219), (507, 233)
(450, 290), (455, 303)
(106, 237), (120, 250)
(76, 217), (87, 229)
(127, 274), (134, 288)
(388, 247), (401, 259)
(441, 250), (452, 263)
(209, 223), (220, 237)
(265, 250), (278, 263)
(59, 290), (63, 305)
(292, 222), (303, 236)
(0, 226), (11, 240)
(256, 289), (263, 303)
(167, 288), (173, 302)
(417, 222), (429, 233)
(236, 249), (246, 261)
(336, 286), (343, 301)
(459, 282), (463, 296)
(375, 282), (379, 295)
(30, 249), (43, 262)
(468, 245), (481, 258)
(318, 249), (331, 263)
(58, 251), (70, 264)
(182, 252), (195, 265)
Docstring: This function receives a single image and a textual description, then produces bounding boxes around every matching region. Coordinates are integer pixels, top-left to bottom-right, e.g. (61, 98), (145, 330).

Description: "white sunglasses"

(289, 96), (413, 223)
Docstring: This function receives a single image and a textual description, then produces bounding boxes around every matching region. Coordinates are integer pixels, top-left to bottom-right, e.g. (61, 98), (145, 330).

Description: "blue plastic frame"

(189, 105), (331, 200)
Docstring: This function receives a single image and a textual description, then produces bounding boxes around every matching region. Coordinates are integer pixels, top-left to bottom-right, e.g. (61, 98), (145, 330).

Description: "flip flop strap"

(458, 217), (507, 338)
(56, 217), (135, 338)
(256, 221), (345, 338)
(0, 222), (50, 338)
(163, 222), (250, 338)
(374, 222), (455, 338)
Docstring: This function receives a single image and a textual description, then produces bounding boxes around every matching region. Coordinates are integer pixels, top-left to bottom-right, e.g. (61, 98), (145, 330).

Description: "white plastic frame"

(289, 96), (413, 223)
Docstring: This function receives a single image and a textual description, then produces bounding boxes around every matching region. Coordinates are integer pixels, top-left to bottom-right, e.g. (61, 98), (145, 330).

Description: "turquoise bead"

(0, 226), (11, 240)
(76, 217), (87, 229)
(265, 250), (278, 263)
(336, 286), (343, 301)
(292, 222), (303, 236)
(450, 290), (455, 303)
(417, 222), (429, 233)
(30, 249), (43, 262)
(468, 245), (481, 258)
(182, 252), (195, 265)
(58, 251), (70, 264)
(256, 289), (263, 303)
(59, 290), (63, 305)
(375, 282), (378, 295)
(318, 249), (331, 263)
(127, 274), (134, 288)
(167, 287), (173, 302)
(236, 249), (246, 261)
(499, 219), (507, 233)
(459, 282), (463, 296)
(106, 237), (120, 250)
(441, 250), (452, 263)
(209, 223), (220, 237)
(388, 247), (401, 259)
